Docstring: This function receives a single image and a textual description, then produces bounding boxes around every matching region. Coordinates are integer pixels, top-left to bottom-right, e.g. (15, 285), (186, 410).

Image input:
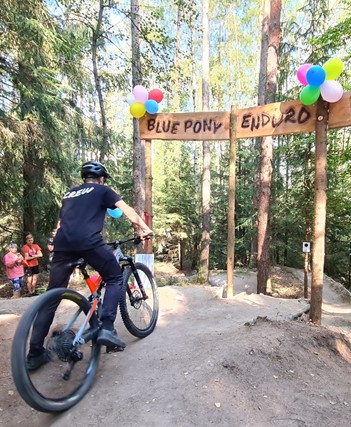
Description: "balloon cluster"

(297, 58), (344, 105)
(128, 85), (164, 118)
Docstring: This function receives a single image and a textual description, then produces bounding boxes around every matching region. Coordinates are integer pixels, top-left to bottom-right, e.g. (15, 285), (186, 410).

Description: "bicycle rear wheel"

(120, 263), (159, 338)
(11, 288), (101, 413)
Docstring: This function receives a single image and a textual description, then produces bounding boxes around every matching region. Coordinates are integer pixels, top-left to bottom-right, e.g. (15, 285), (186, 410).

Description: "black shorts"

(26, 265), (39, 276)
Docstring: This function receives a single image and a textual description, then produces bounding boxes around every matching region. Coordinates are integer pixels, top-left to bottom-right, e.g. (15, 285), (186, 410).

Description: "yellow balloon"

(130, 102), (146, 118)
(323, 58), (344, 80)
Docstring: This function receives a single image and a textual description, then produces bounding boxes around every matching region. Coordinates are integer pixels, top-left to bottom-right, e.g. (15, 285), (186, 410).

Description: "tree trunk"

(22, 121), (44, 238)
(173, 5), (182, 110)
(92, 0), (109, 161)
(251, 0), (270, 269)
(199, 0), (211, 282)
(257, 0), (281, 294)
(131, 0), (145, 222)
(257, 134), (273, 294)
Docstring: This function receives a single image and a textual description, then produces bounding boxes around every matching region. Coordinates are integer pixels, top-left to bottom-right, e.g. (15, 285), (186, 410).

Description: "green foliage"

(0, 0), (351, 292)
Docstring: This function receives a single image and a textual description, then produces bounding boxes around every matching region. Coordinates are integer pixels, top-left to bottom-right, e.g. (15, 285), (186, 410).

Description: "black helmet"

(81, 161), (110, 179)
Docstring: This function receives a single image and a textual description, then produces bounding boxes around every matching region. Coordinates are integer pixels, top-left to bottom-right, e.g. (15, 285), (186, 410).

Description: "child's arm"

(4, 255), (16, 268)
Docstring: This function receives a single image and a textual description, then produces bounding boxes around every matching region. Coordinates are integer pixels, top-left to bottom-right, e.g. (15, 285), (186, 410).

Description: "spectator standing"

(3, 243), (25, 298)
(22, 233), (43, 296)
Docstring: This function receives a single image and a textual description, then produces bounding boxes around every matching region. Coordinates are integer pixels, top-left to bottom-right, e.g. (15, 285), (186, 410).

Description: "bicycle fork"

(129, 264), (149, 301)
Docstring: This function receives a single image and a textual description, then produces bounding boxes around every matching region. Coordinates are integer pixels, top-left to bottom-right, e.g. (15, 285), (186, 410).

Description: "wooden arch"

(139, 92), (351, 322)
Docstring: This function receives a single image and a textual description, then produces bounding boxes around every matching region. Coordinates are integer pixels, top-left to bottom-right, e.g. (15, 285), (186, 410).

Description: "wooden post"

(145, 139), (153, 254)
(303, 251), (309, 299)
(224, 106), (237, 298)
(310, 99), (329, 324)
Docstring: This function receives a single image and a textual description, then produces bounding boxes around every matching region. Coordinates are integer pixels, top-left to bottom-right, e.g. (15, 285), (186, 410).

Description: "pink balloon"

(320, 80), (344, 103)
(132, 85), (148, 103)
(297, 63), (313, 86)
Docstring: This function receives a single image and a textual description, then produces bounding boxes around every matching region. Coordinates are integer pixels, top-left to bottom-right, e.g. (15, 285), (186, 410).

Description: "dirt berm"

(0, 268), (351, 427)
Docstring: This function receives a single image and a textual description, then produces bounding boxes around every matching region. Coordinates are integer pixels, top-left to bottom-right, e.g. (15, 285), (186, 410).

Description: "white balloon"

(320, 80), (344, 103)
(127, 93), (136, 106)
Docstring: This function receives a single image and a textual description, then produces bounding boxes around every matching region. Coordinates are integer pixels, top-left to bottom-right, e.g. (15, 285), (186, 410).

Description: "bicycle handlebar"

(106, 234), (153, 248)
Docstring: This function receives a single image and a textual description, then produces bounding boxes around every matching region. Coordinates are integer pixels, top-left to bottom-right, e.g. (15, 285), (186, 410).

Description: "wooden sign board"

(139, 91), (351, 140)
(139, 111), (230, 141)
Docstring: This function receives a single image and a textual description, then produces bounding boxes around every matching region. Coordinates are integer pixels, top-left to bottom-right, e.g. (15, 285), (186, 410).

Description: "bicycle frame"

(11, 234), (156, 414)
(68, 237), (150, 347)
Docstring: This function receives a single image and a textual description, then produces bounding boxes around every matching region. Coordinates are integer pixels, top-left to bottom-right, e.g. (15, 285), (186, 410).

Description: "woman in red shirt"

(22, 234), (43, 296)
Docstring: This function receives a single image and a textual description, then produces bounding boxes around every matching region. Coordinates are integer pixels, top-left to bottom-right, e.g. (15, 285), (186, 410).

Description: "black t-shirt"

(54, 183), (121, 251)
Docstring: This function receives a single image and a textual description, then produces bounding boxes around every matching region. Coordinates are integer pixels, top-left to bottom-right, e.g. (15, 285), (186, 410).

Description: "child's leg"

(11, 278), (21, 299)
(26, 274), (34, 293)
(32, 273), (38, 290)
(19, 276), (24, 296)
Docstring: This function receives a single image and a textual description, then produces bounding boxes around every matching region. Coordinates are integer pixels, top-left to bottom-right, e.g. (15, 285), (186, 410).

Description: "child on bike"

(3, 243), (26, 299)
(26, 160), (153, 370)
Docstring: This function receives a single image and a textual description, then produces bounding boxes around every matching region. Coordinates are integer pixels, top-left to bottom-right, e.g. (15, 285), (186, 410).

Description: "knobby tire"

(120, 262), (159, 338)
(11, 288), (101, 413)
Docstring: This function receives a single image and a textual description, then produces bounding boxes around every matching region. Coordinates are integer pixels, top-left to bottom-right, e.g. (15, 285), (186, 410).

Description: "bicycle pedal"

(106, 345), (125, 353)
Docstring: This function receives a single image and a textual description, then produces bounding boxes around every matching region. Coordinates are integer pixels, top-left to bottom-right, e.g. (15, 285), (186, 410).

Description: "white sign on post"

(302, 242), (311, 253)
(135, 254), (154, 288)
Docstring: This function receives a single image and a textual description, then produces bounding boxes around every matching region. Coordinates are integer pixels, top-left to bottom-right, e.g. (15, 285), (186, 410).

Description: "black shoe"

(97, 329), (126, 349)
(26, 350), (50, 371)
(32, 291), (39, 296)
(106, 345), (125, 353)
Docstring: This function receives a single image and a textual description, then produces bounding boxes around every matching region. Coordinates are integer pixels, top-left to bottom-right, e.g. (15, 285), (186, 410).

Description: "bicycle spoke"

(12, 289), (101, 412)
(26, 300), (95, 400)
(120, 263), (159, 337)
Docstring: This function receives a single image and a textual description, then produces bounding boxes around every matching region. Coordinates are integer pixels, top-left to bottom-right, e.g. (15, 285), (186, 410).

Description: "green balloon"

(300, 85), (321, 105)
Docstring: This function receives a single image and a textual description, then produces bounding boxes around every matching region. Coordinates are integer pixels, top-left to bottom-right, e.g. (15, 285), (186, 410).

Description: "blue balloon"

(145, 99), (159, 114)
(107, 208), (123, 218)
(306, 65), (326, 87)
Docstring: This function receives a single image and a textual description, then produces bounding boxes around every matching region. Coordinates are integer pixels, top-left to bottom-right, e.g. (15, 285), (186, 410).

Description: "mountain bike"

(11, 236), (158, 413)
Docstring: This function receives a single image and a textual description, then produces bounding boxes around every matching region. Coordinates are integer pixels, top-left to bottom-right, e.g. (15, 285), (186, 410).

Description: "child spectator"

(3, 243), (25, 299)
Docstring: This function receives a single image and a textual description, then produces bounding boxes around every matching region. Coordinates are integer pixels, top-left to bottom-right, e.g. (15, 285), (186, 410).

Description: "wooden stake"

(225, 106), (237, 298)
(303, 251), (309, 299)
(310, 99), (329, 324)
(145, 139), (153, 254)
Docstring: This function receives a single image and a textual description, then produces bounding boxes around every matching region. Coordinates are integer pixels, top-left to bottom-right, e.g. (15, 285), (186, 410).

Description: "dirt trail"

(286, 267), (351, 332)
(1, 269), (351, 427)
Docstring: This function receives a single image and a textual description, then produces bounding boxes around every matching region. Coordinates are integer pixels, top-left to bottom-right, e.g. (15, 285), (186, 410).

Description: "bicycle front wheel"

(120, 263), (159, 338)
(11, 288), (101, 413)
